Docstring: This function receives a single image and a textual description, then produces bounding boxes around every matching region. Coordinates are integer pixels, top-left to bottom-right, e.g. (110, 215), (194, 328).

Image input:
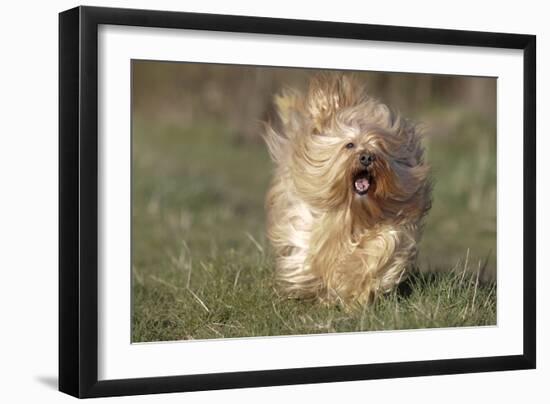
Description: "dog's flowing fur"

(263, 74), (432, 305)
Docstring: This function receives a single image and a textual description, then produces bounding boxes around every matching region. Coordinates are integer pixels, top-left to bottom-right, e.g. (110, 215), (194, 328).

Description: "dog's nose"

(359, 153), (375, 167)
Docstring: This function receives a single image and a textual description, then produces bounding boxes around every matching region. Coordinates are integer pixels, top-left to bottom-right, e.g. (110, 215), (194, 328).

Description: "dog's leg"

(310, 223), (418, 304)
(306, 210), (356, 303)
(341, 225), (418, 303)
(266, 179), (321, 298)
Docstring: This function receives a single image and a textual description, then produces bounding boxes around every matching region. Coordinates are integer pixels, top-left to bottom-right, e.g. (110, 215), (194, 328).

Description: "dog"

(263, 73), (432, 305)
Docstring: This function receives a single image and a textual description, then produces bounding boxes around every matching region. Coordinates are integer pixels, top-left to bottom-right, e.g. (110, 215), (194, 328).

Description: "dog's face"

(269, 74), (431, 225)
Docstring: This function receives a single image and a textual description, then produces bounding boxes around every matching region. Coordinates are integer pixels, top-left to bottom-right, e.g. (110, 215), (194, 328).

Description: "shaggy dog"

(263, 74), (432, 305)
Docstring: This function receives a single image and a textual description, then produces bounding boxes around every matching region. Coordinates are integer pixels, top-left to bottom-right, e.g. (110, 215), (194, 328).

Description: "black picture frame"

(59, 5), (536, 398)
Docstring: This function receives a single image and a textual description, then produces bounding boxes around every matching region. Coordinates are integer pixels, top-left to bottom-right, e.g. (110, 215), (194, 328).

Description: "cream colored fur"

(263, 74), (432, 305)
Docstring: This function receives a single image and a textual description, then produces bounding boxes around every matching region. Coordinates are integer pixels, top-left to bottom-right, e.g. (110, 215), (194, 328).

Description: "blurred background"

(131, 62), (496, 340)
(133, 61), (496, 277)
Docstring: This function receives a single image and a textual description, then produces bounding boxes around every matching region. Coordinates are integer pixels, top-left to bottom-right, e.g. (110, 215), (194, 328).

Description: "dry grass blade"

(149, 274), (179, 291)
(460, 248), (470, 284)
(245, 232), (264, 253)
(187, 288), (210, 313)
(471, 261), (481, 314)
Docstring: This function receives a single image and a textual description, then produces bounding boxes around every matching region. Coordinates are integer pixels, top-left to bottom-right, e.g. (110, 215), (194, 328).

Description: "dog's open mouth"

(353, 170), (372, 196)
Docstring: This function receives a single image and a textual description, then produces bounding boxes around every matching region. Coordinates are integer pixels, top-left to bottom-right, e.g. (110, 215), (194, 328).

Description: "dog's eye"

(345, 142), (355, 149)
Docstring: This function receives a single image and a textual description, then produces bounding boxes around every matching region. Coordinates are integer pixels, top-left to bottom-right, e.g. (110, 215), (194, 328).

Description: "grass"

(133, 247), (495, 342)
(132, 105), (497, 343)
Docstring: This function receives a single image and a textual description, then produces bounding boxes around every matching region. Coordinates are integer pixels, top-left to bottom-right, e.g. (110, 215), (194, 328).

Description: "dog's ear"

(273, 89), (303, 128)
(306, 73), (365, 133)
(263, 90), (301, 164)
(274, 89), (298, 125)
(273, 88), (305, 137)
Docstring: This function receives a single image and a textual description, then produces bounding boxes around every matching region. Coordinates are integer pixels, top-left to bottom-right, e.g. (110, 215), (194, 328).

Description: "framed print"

(59, 6), (536, 398)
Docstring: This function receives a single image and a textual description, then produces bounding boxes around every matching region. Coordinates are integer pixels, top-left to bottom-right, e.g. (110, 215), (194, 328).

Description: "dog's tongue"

(354, 177), (370, 193)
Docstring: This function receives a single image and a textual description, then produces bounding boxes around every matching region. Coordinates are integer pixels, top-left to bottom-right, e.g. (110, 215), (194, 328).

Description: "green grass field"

(131, 105), (497, 342)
